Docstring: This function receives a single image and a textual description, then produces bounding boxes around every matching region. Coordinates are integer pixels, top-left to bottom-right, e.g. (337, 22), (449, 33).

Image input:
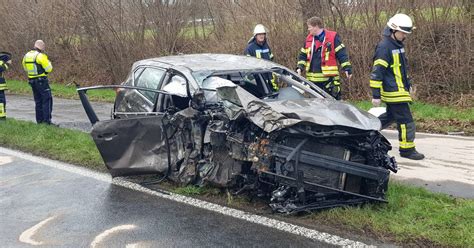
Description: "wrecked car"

(77, 54), (397, 213)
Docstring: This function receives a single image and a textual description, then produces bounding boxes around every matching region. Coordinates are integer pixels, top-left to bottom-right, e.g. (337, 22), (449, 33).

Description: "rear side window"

(134, 67), (166, 101)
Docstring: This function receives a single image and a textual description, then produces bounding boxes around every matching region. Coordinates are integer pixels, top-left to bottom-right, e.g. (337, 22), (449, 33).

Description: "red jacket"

(304, 29), (339, 76)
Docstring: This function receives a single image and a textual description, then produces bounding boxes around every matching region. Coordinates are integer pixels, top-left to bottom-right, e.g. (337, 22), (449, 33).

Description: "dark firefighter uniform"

(244, 37), (274, 61)
(0, 52), (12, 120)
(297, 29), (351, 100)
(370, 27), (419, 157)
(22, 49), (53, 124)
(244, 37), (278, 90)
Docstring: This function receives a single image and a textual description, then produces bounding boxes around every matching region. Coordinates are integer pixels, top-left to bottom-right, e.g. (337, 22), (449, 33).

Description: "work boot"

(400, 149), (425, 160)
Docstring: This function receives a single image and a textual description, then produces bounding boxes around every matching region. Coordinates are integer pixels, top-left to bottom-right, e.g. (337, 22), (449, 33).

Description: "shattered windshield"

(199, 68), (323, 102)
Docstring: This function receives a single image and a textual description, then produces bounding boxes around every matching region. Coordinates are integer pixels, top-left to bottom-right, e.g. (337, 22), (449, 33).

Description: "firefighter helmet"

(387, 14), (415, 34)
(253, 24), (267, 36)
(34, 40), (46, 51)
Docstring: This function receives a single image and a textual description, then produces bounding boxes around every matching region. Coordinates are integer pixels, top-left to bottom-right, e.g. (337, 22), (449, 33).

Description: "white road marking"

(0, 155), (13, 165)
(1, 147), (372, 247)
(90, 224), (137, 248)
(125, 243), (139, 248)
(19, 215), (57, 245)
(126, 241), (151, 248)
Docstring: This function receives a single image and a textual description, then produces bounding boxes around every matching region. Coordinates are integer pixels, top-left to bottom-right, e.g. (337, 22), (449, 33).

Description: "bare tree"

(0, 0), (470, 104)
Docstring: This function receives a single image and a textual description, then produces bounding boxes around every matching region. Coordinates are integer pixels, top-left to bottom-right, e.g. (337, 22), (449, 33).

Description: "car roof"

(135, 53), (281, 73)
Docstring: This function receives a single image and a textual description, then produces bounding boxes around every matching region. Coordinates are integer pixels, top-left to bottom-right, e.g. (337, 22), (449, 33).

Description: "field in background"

(0, 0), (471, 106)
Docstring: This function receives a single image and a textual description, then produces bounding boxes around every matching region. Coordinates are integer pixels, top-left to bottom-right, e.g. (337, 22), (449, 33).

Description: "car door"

(115, 66), (167, 115)
(88, 66), (172, 177)
(91, 115), (171, 177)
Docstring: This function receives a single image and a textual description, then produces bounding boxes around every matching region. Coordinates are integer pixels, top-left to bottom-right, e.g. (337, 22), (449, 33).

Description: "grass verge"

(6, 79), (116, 102)
(353, 101), (474, 135)
(1, 118), (472, 247)
(308, 182), (473, 247)
(0, 118), (105, 172)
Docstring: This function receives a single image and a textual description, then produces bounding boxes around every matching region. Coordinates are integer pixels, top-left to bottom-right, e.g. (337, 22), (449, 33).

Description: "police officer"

(297, 16), (352, 100)
(0, 51), (12, 120)
(22, 40), (54, 124)
(370, 14), (424, 160)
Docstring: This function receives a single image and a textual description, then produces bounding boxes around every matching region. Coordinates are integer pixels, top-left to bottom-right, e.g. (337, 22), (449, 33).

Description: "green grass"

(0, 118), (472, 247)
(180, 24), (214, 39)
(352, 100), (474, 121)
(352, 101), (474, 135)
(309, 182), (474, 247)
(173, 185), (207, 196)
(0, 118), (105, 172)
(6, 79), (116, 103)
(172, 185), (221, 196)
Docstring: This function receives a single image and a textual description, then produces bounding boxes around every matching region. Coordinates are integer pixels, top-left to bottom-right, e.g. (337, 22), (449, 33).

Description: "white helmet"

(387, 14), (415, 33)
(253, 24), (267, 36)
(34, 40), (46, 51)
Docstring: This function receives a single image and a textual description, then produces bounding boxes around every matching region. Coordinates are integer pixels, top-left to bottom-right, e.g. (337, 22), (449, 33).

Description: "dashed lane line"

(1, 147), (373, 248)
(90, 224), (137, 248)
(19, 215), (58, 246)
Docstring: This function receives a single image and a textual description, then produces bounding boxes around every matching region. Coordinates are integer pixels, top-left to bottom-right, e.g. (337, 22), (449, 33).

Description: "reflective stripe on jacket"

(22, 50), (53, 79)
(244, 37), (274, 61)
(370, 27), (412, 103)
(244, 37), (278, 90)
(0, 60), (8, 88)
(297, 29), (351, 83)
(305, 30), (338, 76)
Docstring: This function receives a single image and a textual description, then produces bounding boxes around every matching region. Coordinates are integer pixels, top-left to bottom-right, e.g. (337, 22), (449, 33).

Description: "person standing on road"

(0, 52), (12, 121)
(244, 24), (278, 91)
(22, 40), (54, 125)
(296, 16), (352, 100)
(369, 14), (424, 160)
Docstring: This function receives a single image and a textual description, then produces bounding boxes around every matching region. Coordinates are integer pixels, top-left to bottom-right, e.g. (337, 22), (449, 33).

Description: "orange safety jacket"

(304, 30), (339, 77)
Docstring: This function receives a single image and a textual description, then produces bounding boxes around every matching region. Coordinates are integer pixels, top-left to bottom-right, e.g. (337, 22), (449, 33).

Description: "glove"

(332, 85), (341, 99)
(326, 81), (341, 100)
(372, 98), (381, 107)
(345, 70), (352, 80)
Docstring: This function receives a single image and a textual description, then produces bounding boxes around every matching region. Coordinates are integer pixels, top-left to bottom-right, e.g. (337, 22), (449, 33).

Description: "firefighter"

(370, 14), (424, 160)
(296, 16), (352, 100)
(0, 52), (12, 121)
(22, 40), (54, 125)
(244, 24), (274, 61)
(244, 24), (278, 90)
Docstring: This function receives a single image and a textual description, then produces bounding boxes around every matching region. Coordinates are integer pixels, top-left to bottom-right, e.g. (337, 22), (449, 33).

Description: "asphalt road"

(5, 94), (113, 132)
(6, 93), (473, 198)
(0, 149), (367, 248)
(383, 131), (474, 198)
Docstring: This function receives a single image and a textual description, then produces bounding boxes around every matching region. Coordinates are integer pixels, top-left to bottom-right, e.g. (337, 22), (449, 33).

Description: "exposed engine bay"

(81, 85), (397, 213)
(156, 100), (395, 213)
(78, 54), (397, 213)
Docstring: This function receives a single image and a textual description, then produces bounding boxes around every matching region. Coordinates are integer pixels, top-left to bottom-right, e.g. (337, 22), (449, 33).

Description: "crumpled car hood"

(217, 86), (381, 132)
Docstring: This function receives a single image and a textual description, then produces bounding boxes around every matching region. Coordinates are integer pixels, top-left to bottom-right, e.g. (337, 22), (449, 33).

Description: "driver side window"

(134, 67), (166, 101)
